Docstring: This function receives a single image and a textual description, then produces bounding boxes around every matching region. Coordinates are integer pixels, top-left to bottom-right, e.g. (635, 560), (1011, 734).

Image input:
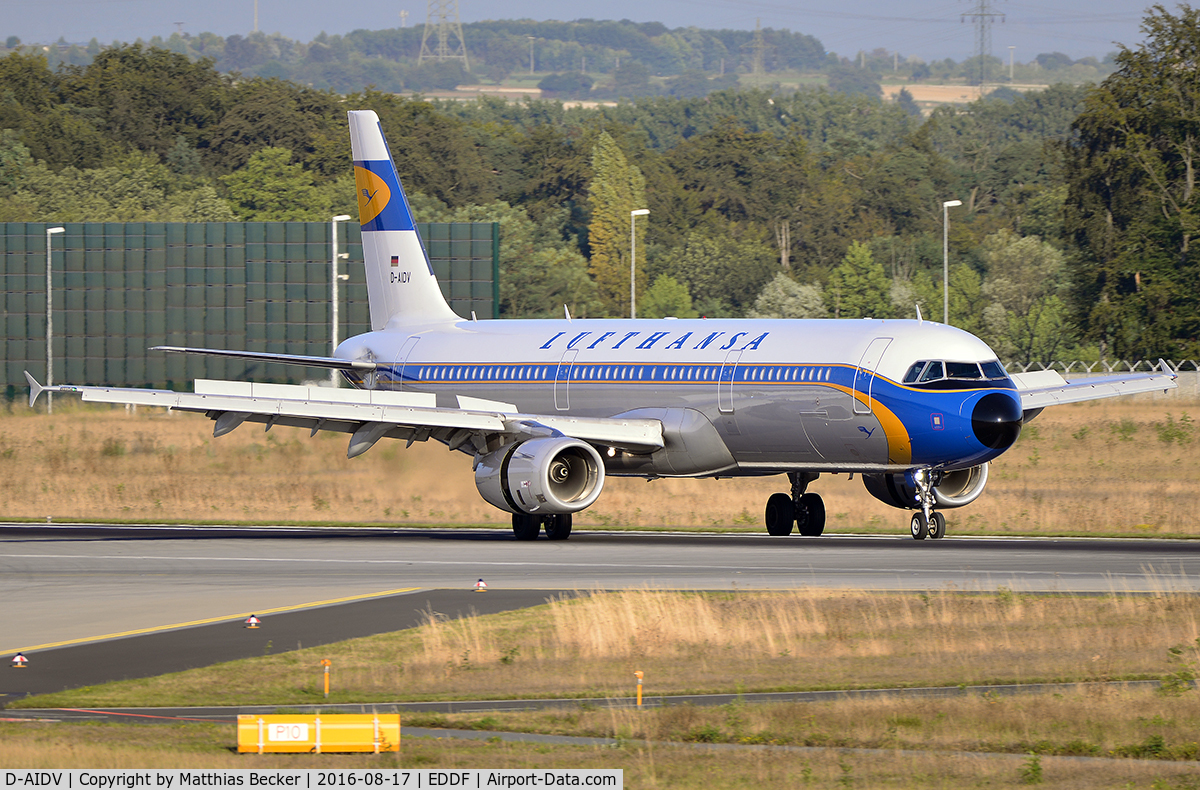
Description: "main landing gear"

(909, 468), (946, 540)
(764, 472), (826, 537)
(512, 513), (573, 541)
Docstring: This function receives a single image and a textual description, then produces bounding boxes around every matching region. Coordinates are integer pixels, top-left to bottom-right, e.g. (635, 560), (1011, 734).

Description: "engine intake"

(475, 437), (605, 515)
(862, 464), (989, 510)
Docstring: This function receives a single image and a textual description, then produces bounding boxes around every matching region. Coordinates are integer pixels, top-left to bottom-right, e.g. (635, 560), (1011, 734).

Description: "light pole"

(330, 214), (352, 386)
(527, 36), (535, 75)
(45, 226), (65, 412)
(1008, 46), (1015, 81)
(942, 200), (962, 325)
(630, 209), (649, 319)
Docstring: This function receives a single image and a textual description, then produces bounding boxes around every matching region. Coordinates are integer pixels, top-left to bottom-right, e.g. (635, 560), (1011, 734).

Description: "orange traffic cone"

(11, 652), (28, 668)
(245, 615), (261, 629)
(474, 579), (487, 593)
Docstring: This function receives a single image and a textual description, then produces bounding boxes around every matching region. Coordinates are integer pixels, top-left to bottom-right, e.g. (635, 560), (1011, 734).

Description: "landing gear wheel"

(765, 493), (794, 536)
(512, 513), (540, 541)
(796, 493), (826, 536)
(544, 513), (573, 541)
(929, 512), (946, 540)
(910, 512), (929, 541)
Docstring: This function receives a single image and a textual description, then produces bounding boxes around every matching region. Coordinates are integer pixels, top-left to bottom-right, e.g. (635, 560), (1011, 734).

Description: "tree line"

(1, 4), (1196, 363)
(3, 18), (1113, 97)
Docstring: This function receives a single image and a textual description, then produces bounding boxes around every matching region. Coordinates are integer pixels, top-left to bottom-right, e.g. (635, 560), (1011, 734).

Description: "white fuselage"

(336, 316), (1024, 476)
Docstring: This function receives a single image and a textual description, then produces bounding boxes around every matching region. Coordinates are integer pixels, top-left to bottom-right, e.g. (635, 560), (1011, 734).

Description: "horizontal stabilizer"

(153, 346), (377, 371)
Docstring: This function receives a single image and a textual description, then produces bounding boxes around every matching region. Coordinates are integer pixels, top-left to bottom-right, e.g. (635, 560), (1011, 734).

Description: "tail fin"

(348, 110), (459, 329)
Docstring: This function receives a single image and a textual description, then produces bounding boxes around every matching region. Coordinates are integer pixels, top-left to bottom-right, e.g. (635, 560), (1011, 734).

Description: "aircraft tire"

(512, 513), (541, 541)
(910, 512), (929, 541)
(796, 493), (826, 536)
(765, 493), (794, 536)
(545, 513), (573, 541)
(929, 512), (946, 540)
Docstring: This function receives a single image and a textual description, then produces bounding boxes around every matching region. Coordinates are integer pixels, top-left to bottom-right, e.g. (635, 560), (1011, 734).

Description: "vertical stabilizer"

(348, 110), (459, 329)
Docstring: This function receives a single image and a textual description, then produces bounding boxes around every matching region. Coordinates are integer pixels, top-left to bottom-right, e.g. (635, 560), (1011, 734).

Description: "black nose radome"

(972, 393), (1023, 450)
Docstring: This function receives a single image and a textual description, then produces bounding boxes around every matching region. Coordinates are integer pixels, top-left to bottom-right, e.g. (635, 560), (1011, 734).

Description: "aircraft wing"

(24, 373), (663, 458)
(1010, 361), (1177, 411)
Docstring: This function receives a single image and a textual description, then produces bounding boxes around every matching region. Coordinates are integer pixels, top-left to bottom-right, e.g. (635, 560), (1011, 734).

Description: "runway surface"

(2, 523), (1199, 704)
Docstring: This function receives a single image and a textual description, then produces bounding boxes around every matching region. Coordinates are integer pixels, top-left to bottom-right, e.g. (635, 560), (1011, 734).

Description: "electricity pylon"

(961, 0), (1004, 89)
(741, 18), (768, 75)
(418, 0), (469, 70)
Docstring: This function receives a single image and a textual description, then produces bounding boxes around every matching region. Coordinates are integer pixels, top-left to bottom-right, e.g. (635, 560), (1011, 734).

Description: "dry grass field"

(8, 589), (1200, 786)
(413, 689), (1200, 760)
(0, 396), (1195, 536)
(16, 588), (1200, 708)
(5, 722), (1200, 789)
(6, 722), (1200, 789)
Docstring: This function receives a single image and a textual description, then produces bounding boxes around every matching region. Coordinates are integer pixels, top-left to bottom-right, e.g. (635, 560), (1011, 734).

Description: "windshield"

(902, 359), (1009, 387)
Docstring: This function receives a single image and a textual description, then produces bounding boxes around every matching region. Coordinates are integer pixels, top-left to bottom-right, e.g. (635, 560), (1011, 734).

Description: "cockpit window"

(980, 360), (1007, 379)
(903, 359), (1010, 389)
(919, 361), (944, 382)
(946, 362), (983, 379)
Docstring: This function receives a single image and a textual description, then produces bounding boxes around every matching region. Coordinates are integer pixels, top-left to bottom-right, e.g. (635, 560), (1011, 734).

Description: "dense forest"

(1, 6), (1196, 364)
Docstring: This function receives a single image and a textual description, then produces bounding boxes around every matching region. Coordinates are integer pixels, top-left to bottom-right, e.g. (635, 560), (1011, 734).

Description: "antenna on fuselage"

(915, 304), (923, 323)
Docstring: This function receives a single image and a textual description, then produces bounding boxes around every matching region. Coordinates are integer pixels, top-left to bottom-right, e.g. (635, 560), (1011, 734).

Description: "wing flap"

(193, 379), (436, 408)
(74, 384), (507, 432)
(506, 415), (664, 451)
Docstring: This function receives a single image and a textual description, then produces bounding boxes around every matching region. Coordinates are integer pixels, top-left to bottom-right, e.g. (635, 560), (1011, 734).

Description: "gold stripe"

(827, 382), (913, 465)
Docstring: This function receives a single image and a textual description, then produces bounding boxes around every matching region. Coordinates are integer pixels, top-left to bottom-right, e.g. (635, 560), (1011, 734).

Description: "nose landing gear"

(909, 511), (946, 540)
(909, 468), (946, 540)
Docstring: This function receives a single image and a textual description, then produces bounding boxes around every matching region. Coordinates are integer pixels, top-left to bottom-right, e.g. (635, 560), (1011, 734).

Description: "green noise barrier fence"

(2, 221), (500, 397)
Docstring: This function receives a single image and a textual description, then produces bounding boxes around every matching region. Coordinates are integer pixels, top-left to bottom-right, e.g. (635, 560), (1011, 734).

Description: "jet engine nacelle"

(862, 464), (989, 510)
(475, 437), (605, 515)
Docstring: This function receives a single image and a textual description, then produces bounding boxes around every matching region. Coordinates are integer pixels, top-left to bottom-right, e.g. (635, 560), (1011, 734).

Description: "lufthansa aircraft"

(26, 110), (1179, 541)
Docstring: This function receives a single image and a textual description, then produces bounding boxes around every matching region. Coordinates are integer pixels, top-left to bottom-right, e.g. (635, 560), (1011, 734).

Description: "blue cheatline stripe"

(369, 361), (1017, 393)
(376, 362), (887, 387)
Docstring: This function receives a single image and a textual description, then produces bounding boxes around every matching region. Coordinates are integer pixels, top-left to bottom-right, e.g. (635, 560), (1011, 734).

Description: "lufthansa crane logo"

(354, 165), (391, 225)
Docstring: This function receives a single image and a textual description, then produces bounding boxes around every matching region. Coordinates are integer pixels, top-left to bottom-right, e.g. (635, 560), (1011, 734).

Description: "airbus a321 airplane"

(27, 110), (1179, 541)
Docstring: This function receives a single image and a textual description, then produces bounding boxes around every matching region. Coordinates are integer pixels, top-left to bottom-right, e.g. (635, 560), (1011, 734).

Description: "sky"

(1, 0), (1151, 63)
